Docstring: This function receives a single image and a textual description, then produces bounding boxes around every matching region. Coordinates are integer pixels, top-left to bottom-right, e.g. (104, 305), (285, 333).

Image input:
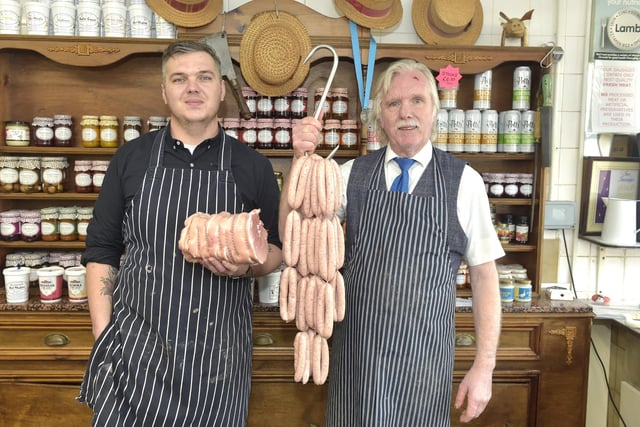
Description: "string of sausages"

(281, 154), (346, 385)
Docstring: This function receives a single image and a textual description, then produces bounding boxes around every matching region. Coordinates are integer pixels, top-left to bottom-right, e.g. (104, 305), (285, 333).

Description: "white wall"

(225, 0), (640, 303)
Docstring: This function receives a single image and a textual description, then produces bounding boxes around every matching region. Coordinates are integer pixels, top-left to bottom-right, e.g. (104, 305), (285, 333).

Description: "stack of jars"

(73, 159), (110, 193)
(482, 172), (533, 199)
(0, 156), (69, 194)
(241, 87), (308, 120)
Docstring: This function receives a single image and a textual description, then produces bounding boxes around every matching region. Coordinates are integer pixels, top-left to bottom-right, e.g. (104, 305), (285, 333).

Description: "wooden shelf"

(0, 240), (85, 249)
(0, 193), (98, 200)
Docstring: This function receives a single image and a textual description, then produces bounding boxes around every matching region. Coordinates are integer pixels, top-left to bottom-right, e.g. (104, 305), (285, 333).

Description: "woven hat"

(412, 0), (483, 45)
(240, 11), (312, 97)
(334, 0), (402, 30)
(146, 0), (222, 28)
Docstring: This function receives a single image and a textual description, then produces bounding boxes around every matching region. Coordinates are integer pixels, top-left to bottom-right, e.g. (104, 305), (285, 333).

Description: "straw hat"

(240, 11), (312, 97)
(334, 0), (402, 30)
(146, 0), (221, 28)
(412, 0), (483, 45)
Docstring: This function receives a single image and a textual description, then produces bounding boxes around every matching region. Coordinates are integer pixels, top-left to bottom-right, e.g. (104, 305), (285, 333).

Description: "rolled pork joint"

(179, 208), (269, 265)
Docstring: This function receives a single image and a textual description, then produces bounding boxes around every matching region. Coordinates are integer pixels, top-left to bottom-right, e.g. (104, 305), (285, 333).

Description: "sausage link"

(297, 218), (310, 277)
(333, 215), (345, 270)
(323, 280), (335, 338)
(323, 159), (335, 218)
(287, 266), (298, 322)
(318, 218), (329, 281)
(305, 275), (317, 331)
(314, 278), (326, 338)
(330, 159), (343, 213)
(332, 271), (346, 322)
(316, 158), (327, 218)
(293, 331), (308, 382)
(296, 276), (309, 332)
(304, 329), (315, 384)
(279, 265), (290, 322)
(288, 156), (308, 209)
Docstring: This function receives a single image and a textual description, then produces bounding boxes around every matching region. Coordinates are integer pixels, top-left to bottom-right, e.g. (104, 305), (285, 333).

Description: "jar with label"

(340, 120), (358, 149)
(58, 253), (77, 269)
(0, 156), (20, 193)
(323, 119), (341, 150)
(5, 253), (26, 268)
(488, 173), (504, 198)
(31, 117), (55, 146)
(242, 87), (258, 118)
(274, 171), (283, 192)
(53, 115), (73, 146)
(290, 87), (308, 119)
(148, 116), (168, 132)
(331, 88), (349, 121)
(73, 160), (93, 193)
(273, 119), (292, 149)
(76, 206), (93, 241)
(256, 118), (274, 149)
(20, 210), (41, 242)
(503, 173), (519, 198)
(503, 214), (515, 242)
(24, 253), (43, 287)
(0, 210), (21, 241)
(223, 118), (240, 140)
(515, 216), (529, 244)
(40, 207), (60, 242)
(256, 95), (274, 119)
(239, 118), (257, 148)
(314, 87), (332, 119)
(122, 116), (142, 143)
(514, 280), (532, 302)
(496, 222), (510, 244)
(518, 173), (533, 198)
(18, 156), (41, 193)
(499, 279), (515, 303)
(58, 206), (77, 241)
(40, 157), (68, 194)
(273, 93), (291, 119)
(99, 116), (119, 148)
(91, 160), (110, 193)
(4, 121), (30, 146)
(81, 115), (100, 147)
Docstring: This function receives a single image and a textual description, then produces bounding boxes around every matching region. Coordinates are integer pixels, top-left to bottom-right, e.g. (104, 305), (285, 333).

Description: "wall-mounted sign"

(607, 7), (640, 51)
(590, 1), (640, 60)
(589, 60), (640, 133)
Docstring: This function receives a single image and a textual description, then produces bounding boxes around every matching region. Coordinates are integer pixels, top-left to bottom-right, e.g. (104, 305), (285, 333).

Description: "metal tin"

(438, 85), (458, 110)
(480, 109), (498, 153)
(463, 109), (481, 153)
(434, 110), (448, 151)
(4, 121), (30, 146)
(512, 66), (531, 111)
(519, 110), (535, 153)
(447, 109), (465, 152)
(501, 110), (521, 153)
(473, 70), (492, 110)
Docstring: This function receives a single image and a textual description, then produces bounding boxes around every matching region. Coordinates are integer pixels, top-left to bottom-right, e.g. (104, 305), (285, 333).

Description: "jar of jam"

(0, 210), (21, 241)
(273, 93), (291, 119)
(519, 173), (533, 198)
(5, 253), (26, 268)
(91, 160), (110, 192)
(290, 87), (308, 119)
(40, 207), (60, 242)
(4, 121), (30, 146)
(503, 173), (519, 198)
(323, 119), (341, 150)
(58, 206), (77, 241)
(53, 115), (73, 146)
(58, 253), (77, 269)
(223, 118), (240, 140)
(18, 156), (41, 193)
(273, 119), (292, 149)
(40, 157), (68, 194)
(256, 95), (274, 119)
(242, 87), (258, 118)
(0, 156), (20, 193)
(122, 116), (142, 143)
(148, 116), (168, 132)
(240, 119), (257, 148)
(76, 206), (93, 241)
(99, 116), (119, 148)
(24, 253), (43, 287)
(331, 88), (349, 121)
(488, 173), (505, 198)
(20, 210), (41, 242)
(73, 160), (93, 193)
(31, 117), (55, 146)
(340, 120), (358, 149)
(315, 87), (332, 119)
(81, 115), (100, 148)
(256, 118), (274, 149)
(47, 251), (61, 267)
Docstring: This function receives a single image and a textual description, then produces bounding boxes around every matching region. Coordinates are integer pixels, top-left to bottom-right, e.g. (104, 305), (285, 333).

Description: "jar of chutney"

(32, 117), (55, 146)
(74, 160), (93, 193)
(81, 115), (100, 148)
(53, 115), (73, 146)
(99, 116), (119, 148)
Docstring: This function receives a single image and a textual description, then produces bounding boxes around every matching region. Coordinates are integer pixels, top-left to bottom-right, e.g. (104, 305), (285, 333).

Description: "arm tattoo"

(99, 266), (118, 297)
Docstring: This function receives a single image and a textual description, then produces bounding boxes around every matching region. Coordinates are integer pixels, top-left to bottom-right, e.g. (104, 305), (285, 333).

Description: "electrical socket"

(544, 201), (576, 229)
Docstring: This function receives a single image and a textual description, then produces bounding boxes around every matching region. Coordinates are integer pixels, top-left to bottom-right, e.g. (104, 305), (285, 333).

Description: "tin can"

(438, 85), (458, 110)
(513, 66), (531, 111)
(473, 70), (492, 110)
(480, 109), (498, 153)
(463, 109), (481, 153)
(501, 110), (520, 153)
(434, 109), (448, 151)
(447, 109), (465, 152)
(519, 110), (535, 153)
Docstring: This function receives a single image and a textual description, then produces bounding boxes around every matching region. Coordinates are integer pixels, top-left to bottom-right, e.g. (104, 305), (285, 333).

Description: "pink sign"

(436, 64), (462, 89)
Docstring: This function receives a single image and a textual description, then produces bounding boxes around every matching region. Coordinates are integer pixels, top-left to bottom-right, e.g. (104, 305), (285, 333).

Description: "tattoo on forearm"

(99, 266), (117, 297)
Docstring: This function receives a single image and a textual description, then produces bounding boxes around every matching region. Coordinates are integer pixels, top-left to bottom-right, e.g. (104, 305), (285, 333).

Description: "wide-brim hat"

(334, 0), (403, 30)
(146, 0), (222, 28)
(240, 11), (312, 97)
(412, 0), (483, 45)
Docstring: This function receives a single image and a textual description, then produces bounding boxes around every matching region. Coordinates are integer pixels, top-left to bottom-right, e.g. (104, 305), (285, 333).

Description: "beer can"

(463, 109), (481, 153)
(447, 109), (465, 152)
(480, 109), (498, 153)
(497, 111), (506, 152)
(438, 84), (458, 110)
(519, 110), (535, 153)
(502, 110), (520, 153)
(434, 109), (448, 151)
(473, 70), (492, 110)
(512, 66), (531, 111)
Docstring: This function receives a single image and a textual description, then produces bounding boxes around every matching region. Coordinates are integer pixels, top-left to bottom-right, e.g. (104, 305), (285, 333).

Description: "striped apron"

(79, 129), (253, 427)
(326, 149), (458, 427)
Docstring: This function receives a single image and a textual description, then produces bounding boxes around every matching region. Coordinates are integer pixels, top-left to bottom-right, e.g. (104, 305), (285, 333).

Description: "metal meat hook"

(303, 44), (340, 158)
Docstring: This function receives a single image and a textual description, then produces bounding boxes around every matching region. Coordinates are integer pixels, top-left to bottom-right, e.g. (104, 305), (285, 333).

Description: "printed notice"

(590, 59), (640, 133)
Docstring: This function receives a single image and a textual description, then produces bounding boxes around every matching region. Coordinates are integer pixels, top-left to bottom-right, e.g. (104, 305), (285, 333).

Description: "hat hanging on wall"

(146, 0), (222, 28)
(412, 0), (483, 45)
(240, 10), (312, 97)
(334, 0), (403, 30)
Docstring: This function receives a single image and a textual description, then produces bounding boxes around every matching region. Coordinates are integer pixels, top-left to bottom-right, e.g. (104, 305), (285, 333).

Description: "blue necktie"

(390, 158), (415, 193)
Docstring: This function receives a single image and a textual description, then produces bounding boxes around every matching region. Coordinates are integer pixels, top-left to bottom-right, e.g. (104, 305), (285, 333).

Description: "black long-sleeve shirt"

(82, 129), (282, 268)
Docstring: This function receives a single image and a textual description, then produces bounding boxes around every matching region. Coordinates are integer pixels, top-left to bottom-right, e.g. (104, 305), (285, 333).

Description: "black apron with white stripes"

(79, 129), (252, 426)
(326, 149), (456, 427)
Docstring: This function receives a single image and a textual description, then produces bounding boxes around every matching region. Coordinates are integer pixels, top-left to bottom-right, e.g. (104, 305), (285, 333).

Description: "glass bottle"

(515, 216), (529, 244)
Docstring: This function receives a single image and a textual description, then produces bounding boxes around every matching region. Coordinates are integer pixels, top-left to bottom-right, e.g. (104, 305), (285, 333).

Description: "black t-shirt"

(82, 129), (282, 268)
